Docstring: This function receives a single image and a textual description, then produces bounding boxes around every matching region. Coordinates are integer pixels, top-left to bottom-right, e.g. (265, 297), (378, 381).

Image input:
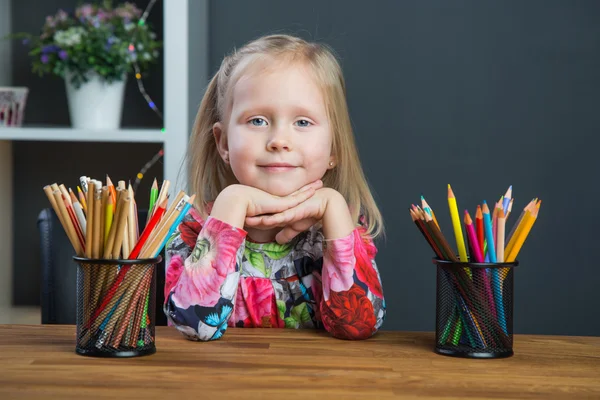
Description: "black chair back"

(37, 208), (166, 325)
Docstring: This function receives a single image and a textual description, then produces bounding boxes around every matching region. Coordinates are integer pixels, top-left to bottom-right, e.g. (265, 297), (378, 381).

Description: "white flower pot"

(65, 72), (126, 130)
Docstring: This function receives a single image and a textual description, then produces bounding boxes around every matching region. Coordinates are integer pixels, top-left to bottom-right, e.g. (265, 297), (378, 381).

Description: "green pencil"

(147, 178), (158, 225)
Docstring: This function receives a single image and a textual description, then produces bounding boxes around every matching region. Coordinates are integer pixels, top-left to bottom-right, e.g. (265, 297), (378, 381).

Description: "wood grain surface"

(0, 325), (598, 399)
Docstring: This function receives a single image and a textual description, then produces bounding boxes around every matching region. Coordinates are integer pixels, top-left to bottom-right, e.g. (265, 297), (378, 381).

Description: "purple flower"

(75, 4), (94, 19)
(41, 44), (59, 53)
(41, 54), (49, 64)
(96, 10), (111, 21)
(56, 9), (68, 22)
(45, 16), (56, 28)
(58, 50), (68, 60)
(21, 39), (30, 45)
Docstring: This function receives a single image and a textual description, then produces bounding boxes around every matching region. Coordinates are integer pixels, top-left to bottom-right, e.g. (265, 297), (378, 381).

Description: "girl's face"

(213, 62), (335, 197)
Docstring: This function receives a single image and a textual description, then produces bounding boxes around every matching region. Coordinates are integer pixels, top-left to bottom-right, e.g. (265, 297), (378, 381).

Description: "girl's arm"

(164, 192), (247, 341)
(165, 183), (321, 340)
(319, 191), (386, 340)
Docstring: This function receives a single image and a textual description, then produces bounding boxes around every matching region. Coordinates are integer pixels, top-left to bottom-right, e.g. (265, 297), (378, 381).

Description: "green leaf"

(244, 249), (267, 276)
(284, 317), (298, 329)
(191, 238), (210, 263)
(261, 242), (293, 260)
(291, 303), (311, 324)
(276, 300), (286, 320)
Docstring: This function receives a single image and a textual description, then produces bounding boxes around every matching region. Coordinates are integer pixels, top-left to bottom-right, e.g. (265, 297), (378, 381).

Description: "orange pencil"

(107, 175), (117, 213)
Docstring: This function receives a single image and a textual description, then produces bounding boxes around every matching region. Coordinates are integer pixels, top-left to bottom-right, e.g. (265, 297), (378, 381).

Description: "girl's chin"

(241, 179), (307, 197)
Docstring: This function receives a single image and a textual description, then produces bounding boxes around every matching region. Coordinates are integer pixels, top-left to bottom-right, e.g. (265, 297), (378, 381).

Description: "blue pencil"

(153, 198), (193, 258)
(483, 201), (507, 334)
(502, 185), (512, 214)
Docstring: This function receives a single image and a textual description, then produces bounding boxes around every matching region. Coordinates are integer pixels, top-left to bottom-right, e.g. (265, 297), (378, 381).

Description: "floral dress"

(163, 206), (386, 341)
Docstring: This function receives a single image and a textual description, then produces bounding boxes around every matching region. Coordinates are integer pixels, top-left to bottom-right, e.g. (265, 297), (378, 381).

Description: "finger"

(275, 218), (318, 244)
(248, 181), (322, 217)
(245, 215), (287, 228)
(290, 180), (323, 196)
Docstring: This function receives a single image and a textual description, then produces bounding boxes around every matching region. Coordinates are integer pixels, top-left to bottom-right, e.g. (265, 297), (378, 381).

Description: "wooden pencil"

(152, 180), (170, 218)
(107, 175), (117, 213)
(496, 208), (506, 262)
(85, 181), (95, 258)
(77, 186), (87, 214)
(413, 206), (448, 259)
(475, 205), (484, 253)
(92, 188), (102, 258)
(424, 211), (458, 262)
(506, 201), (540, 262)
(447, 185), (468, 262)
(103, 195), (123, 259)
(111, 196), (131, 260)
(140, 190), (184, 255)
(127, 184), (137, 256)
(59, 184), (72, 206)
(99, 187), (108, 256)
(139, 195), (187, 258)
(71, 193), (87, 234)
(410, 208), (444, 259)
(43, 186), (68, 235)
(505, 199), (536, 254)
(64, 194), (85, 250)
(52, 189), (83, 256)
(420, 195), (440, 230)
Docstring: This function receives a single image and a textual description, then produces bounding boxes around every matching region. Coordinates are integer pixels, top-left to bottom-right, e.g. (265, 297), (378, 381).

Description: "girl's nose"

(266, 128), (292, 151)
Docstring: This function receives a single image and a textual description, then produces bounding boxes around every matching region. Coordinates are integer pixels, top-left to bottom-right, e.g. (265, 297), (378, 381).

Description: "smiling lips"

(259, 163), (297, 172)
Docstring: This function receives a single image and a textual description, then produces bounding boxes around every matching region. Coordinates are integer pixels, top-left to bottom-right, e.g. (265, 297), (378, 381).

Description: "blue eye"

(295, 119), (312, 127)
(249, 118), (267, 127)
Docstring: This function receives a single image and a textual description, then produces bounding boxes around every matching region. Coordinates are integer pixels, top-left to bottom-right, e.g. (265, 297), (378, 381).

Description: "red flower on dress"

(179, 218), (202, 248)
(353, 227), (384, 299)
(321, 284), (376, 340)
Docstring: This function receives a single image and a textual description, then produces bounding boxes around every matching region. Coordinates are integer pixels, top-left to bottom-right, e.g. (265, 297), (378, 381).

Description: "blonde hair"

(188, 34), (384, 239)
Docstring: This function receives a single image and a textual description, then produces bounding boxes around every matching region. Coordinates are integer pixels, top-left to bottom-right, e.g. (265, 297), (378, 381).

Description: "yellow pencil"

(504, 200), (536, 256)
(506, 201), (540, 262)
(447, 184), (468, 262)
(105, 195), (114, 242)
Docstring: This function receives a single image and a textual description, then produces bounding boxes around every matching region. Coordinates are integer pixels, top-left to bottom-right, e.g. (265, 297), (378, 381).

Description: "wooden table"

(0, 325), (599, 399)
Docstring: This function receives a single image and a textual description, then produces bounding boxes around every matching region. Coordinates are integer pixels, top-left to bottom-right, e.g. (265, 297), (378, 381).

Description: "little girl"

(164, 34), (386, 341)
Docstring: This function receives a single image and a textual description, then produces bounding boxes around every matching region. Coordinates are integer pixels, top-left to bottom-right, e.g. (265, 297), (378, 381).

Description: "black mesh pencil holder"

(73, 256), (162, 358)
(433, 258), (518, 359)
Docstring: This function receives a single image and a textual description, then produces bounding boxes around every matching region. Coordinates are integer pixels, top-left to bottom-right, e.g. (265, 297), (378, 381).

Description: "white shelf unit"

(0, 127), (166, 143)
(0, 0), (209, 308)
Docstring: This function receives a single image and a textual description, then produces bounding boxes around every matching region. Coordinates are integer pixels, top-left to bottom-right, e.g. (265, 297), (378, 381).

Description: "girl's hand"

(210, 180), (323, 229)
(245, 180), (323, 218)
(245, 188), (339, 244)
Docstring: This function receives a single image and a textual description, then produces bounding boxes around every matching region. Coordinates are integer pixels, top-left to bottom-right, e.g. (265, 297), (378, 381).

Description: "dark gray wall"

(10, 0), (164, 305)
(210, 0), (600, 336)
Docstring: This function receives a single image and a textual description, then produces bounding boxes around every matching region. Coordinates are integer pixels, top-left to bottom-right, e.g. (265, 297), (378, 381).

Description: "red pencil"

(63, 194), (86, 251)
(86, 198), (168, 328)
(129, 198), (168, 259)
(475, 205), (484, 253)
(464, 210), (484, 262)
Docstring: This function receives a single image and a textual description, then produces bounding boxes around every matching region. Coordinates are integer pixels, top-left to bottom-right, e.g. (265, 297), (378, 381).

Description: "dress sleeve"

(164, 212), (246, 341)
(319, 226), (386, 340)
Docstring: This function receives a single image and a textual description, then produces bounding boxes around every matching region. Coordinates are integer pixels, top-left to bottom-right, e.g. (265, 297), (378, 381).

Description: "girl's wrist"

(321, 189), (355, 240)
(210, 184), (249, 229)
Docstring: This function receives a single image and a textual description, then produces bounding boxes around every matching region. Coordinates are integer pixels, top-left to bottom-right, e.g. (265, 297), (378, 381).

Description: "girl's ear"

(213, 122), (229, 163)
(328, 155), (336, 169)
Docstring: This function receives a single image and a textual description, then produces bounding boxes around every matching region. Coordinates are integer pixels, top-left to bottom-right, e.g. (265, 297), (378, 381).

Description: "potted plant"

(13, 1), (161, 129)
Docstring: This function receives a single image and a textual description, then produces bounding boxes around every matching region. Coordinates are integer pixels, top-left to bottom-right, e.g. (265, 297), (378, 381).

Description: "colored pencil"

(447, 185), (468, 262)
